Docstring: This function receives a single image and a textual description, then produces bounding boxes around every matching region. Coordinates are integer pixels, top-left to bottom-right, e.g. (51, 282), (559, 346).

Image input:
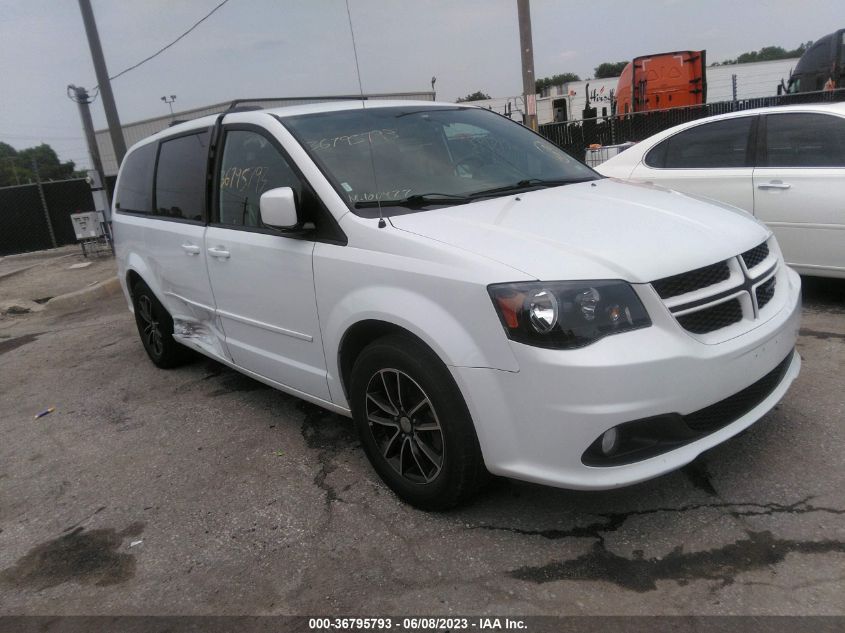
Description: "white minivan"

(113, 101), (802, 509)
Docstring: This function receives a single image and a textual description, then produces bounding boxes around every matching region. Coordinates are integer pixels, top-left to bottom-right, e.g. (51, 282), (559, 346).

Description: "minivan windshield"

(281, 106), (598, 216)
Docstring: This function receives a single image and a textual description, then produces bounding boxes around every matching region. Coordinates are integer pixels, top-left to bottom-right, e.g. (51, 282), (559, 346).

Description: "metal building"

(95, 92), (436, 175)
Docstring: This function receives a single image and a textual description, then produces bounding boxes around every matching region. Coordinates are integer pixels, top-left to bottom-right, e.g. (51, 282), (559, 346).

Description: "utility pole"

(68, 85), (107, 199)
(731, 73), (738, 102)
(78, 0), (126, 166)
(517, 0), (538, 130)
(68, 84), (114, 251)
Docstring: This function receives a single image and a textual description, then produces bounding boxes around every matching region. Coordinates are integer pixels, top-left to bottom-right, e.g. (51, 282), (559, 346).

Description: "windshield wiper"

(468, 177), (596, 198)
(352, 178), (598, 209)
(354, 193), (472, 209)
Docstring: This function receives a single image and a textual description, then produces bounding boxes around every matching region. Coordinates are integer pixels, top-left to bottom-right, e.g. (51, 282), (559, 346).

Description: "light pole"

(161, 95), (177, 120)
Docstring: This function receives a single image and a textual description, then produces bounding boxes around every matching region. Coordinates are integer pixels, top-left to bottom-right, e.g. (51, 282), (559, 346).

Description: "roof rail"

(225, 103), (265, 113)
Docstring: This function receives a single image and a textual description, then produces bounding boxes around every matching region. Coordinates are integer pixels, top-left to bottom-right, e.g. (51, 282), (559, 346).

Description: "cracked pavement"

(0, 277), (843, 615)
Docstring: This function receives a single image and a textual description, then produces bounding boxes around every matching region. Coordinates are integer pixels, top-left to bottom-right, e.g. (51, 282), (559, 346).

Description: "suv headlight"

(489, 280), (651, 349)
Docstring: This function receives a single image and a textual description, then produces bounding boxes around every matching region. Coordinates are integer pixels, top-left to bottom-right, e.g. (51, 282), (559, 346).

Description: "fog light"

(601, 427), (620, 455)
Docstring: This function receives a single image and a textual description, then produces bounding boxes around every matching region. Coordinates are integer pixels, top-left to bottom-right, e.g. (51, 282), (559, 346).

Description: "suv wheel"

(132, 280), (191, 368)
(350, 334), (487, 510)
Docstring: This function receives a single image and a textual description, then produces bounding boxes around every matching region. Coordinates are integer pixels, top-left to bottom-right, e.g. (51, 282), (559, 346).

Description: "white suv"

(113, 101), (802, 509)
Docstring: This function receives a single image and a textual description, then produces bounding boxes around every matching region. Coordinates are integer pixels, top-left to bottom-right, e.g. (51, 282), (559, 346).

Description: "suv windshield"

(281, 106), (597, 216)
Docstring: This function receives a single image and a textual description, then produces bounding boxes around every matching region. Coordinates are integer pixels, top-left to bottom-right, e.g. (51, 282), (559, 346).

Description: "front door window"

(218, 130), (302, 228)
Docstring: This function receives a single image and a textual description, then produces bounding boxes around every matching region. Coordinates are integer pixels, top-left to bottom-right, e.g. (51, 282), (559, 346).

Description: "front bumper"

(453, 266), (802, 490)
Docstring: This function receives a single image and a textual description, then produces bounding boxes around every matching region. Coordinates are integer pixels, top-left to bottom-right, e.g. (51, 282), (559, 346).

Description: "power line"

(96, 0), (232, 88)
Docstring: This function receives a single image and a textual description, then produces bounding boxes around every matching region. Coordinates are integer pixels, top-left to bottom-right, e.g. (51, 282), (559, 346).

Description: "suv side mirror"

(259, 187), (298, 229)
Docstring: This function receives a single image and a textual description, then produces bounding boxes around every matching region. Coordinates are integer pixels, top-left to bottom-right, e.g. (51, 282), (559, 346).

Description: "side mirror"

(259, 187), (298, 229)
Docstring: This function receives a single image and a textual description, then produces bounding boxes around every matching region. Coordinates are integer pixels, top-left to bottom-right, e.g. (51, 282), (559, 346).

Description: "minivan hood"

(389, 179), (770, 282)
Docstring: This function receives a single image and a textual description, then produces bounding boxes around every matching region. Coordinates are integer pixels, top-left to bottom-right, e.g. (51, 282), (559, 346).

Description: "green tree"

(0, 142), (79, 186)
(0, 142), (25, 186)
(535, 73), (581, 93)
(0, 142), (36, 186)
(594, 61), (628, 79)
(713, 42), (812, 66)
(0, 142), (16, 159)
(456, 91), (492, 102)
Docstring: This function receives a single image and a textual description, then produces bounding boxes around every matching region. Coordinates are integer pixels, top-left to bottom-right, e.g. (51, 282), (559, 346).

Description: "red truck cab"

(616, 50), (707, 114)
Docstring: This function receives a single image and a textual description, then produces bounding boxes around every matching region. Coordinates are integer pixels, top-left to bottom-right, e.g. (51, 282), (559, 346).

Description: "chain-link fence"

(0, 177), (98, 256)
(539, 88), (845, 161)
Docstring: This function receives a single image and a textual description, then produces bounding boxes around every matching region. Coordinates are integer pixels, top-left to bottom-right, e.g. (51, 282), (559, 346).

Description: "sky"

(0, 0), (840, 171)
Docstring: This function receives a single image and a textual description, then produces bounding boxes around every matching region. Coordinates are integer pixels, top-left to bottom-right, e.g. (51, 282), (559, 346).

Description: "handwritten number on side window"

(221, 166), (270, 194)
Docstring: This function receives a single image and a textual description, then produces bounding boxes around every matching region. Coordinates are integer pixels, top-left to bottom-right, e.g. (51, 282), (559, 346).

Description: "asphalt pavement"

(0, 277), (843, 615)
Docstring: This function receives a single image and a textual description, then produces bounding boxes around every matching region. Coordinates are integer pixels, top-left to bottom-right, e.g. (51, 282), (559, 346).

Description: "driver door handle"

(758, 182), (791, 190)
(207, 246), (231, 259)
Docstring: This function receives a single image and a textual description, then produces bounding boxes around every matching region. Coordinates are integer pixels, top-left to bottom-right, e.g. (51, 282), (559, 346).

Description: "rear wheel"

(350, 334), (487, 510)
(132, 280), (191, 368)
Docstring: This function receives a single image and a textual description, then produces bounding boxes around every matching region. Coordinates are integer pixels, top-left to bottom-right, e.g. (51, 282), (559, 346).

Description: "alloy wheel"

(364, 368), (444, 484)
(137, 295), (164, 357)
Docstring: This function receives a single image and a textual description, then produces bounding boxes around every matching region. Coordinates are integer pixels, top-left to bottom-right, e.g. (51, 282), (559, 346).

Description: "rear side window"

(646, 117), (753, 169)
(764, 113), (845, 168)
(154, 130), (210, 221)
(115, 143), (155, 214)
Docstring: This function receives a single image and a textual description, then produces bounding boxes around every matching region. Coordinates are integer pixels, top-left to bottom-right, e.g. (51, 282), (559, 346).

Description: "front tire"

(131, 280), (191, 368)
(350, 334), (487, 510)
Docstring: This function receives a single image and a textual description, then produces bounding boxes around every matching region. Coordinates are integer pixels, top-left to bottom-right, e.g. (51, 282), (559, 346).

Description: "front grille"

(756, 276), (776, 310)
(676, 299), (743, 334)
(684, 352), (794, 432)
(742, 242), (769, 269)
(653, 241), (779, 338)
(652, 261), (731, 299)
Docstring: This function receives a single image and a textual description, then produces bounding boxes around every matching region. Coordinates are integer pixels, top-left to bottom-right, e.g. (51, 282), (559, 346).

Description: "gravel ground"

(0, 246), (116, 308)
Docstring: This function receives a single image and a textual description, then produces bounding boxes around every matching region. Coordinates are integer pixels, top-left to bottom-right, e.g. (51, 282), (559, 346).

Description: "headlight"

(528, 289), (558, 333)
(488, 280), (651, 349)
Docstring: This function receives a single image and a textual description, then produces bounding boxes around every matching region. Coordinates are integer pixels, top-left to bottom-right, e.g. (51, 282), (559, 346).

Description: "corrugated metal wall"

(95, 92), (436, 175)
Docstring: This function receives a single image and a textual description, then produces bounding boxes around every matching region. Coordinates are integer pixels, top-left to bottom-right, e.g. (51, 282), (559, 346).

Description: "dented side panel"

(117, 213), (233, 363)
(172, 315), (231, 362)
